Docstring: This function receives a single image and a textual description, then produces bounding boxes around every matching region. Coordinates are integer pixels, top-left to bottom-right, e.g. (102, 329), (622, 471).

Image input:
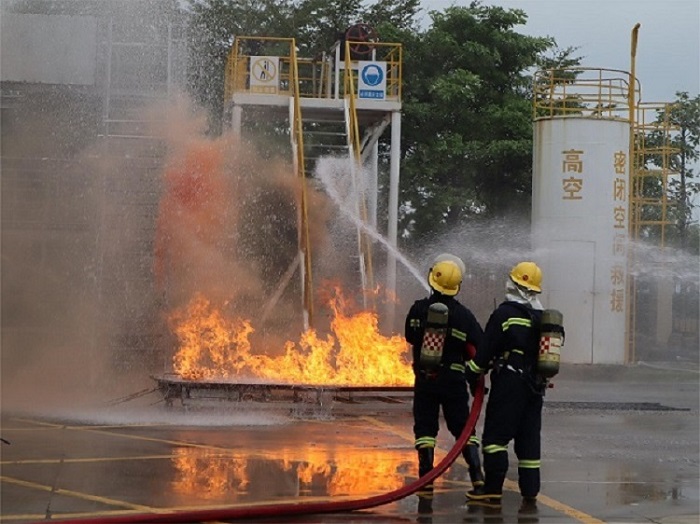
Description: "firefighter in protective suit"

(405, 254), (485, 500)
(465, 261), (548, 508)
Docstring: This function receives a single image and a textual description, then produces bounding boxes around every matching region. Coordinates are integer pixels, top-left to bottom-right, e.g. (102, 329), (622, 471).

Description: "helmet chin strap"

(505, 279), (543, 310)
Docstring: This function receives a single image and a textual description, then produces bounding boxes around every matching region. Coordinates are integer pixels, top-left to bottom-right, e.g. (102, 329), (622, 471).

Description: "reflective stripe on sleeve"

(501, 318), (532, 331)
(450, 328), (467, 341)
(518, 459), (541, 469)
(449, 363), (465, 373)
(468, 435), (481, 446)
(467, 360), (485, 373)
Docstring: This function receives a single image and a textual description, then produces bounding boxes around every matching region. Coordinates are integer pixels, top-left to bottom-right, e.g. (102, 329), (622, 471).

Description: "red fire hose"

(40, 380), (485, 524)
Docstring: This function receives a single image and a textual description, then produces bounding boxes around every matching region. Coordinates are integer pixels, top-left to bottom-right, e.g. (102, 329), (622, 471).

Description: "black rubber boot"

(416, 447), (435, 496)
(416, 451), (434, 518)
(462, 443), (485, 489)
(417, 494), (433, 517)
(418, 447), (434, 478)
(520, 496), (538, 513)
(518, 466), (540, 499)
(466, 450), (506, 505)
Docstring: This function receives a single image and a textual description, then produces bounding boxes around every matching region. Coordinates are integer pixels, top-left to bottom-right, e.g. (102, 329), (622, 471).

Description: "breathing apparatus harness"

(491, 303), (565, 396)
(417, 301), (448, 378)
(416, 300), (470, 380)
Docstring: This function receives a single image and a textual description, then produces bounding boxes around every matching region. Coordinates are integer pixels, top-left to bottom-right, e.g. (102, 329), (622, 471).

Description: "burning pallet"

(151, 374), (413, 407)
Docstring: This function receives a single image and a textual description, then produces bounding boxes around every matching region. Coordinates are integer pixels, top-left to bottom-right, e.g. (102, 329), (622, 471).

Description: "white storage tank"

(532, 68), (635, 364)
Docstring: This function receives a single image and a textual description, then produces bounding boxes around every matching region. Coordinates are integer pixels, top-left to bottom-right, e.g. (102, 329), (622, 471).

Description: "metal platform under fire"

(151, 374), (413, 407)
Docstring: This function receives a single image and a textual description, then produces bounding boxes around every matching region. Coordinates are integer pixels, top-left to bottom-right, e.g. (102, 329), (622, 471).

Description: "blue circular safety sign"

(361, 64), (384, 87)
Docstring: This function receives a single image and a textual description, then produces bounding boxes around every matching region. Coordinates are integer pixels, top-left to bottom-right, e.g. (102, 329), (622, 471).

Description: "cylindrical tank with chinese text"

(532, 68), (634, 364)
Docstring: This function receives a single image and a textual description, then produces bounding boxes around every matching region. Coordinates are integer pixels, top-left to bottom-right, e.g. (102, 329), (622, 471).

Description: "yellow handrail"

(224, 37), (402, 103)
(290, 40), (314, 327)
(533, 67), (636, 121)
(344, 40), (375, 304)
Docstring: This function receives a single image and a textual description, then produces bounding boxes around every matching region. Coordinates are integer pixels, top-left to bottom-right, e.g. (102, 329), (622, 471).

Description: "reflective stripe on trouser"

(482, 445), (508, 495)
(415, 436), (436, 449)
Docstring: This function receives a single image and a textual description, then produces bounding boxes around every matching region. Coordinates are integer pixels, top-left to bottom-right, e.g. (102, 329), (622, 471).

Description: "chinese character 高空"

(562, 176), (583, 200)
(562, 149), (584, 173)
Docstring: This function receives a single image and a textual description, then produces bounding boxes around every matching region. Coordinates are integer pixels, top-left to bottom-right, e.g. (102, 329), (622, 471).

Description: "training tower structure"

(223, 30), (403, 329)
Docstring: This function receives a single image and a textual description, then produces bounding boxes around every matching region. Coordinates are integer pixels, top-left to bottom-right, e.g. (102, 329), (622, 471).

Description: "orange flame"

(171, 446), (413, 500)
(168, 288), (413, 386)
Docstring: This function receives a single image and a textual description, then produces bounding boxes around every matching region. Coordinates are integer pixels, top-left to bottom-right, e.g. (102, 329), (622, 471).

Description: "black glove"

(465, 366), (481, 396)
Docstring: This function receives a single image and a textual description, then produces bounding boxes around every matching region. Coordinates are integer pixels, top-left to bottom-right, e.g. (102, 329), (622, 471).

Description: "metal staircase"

(302, 112), (350, 177)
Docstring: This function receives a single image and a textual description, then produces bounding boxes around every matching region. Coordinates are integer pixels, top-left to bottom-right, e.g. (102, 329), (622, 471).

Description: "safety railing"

(224, 36), (402, 102)
(346, 41), (402, 100)
(533, 67), (638, 121)
(225, 36), (298, 99)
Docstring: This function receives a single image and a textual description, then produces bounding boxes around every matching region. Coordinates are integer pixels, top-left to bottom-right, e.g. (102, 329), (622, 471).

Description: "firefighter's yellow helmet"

(510, 261), (542, 293)
(428, 260), (462, 296)
(433, 253), (466, 275)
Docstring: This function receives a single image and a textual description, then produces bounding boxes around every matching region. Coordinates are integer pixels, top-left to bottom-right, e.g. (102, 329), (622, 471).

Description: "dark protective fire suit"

(404, 291), (485, 487)
(468, 301), (544, 498)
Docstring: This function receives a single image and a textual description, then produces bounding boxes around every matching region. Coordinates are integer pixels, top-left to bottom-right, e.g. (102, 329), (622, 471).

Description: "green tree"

(183, 0), (578, 242)
(185, 0), (297, 132)
(396, 2), (556, 241)
(184, 0), (420, 132)
(642, 92), (700, 251)
(364, 0), (422, 32)
(290, 0), (363, 57)
(666, 92), (700, 251)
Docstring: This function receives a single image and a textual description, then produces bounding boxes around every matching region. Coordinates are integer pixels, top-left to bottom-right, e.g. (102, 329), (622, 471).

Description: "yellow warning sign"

(250, 56), (279, 94)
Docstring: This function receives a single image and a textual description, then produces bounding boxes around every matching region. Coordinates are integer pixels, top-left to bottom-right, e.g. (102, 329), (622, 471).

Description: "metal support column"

(386, 110), (401, 331)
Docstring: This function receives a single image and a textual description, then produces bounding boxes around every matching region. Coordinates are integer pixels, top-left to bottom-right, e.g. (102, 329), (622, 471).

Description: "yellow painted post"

(344, 39), (375, 308)
(625, 23), (640, 363)
(290, 40), (314, 327)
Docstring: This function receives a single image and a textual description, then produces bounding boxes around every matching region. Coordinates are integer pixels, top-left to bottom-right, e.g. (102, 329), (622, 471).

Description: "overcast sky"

(418, 0), (700, 103)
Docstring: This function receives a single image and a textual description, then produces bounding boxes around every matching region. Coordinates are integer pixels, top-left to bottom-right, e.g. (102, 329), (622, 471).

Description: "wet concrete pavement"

(1, 362), (698, 524)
